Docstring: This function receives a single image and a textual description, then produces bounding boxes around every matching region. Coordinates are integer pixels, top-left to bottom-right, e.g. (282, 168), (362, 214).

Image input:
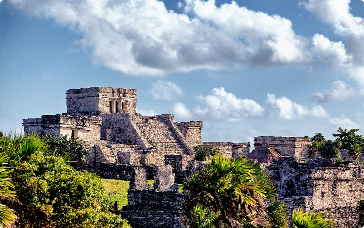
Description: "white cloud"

(149, 80), (184, 100)
(9, 0), (310, 75)
(329, 116), (360, 129)
(173, 87), (264, 121)
(312, 80), (356, 102)
(173, 102), (192, 120)
(267, 94), (328, 119)
(304, 0), (364, 90)
(136, 108), (157, 116)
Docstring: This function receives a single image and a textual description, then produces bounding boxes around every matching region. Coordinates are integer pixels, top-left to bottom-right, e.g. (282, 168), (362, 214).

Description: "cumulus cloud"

(149, 80), (184, 100)
(304, 0), (364, 89)
(329, 116), (360, 129)
(173, 87), (264, 121)
(267, 94), (328, 119)
(312, 80), (356, 102)
(173, 102), (192, 119)
(9, 0), (310, 75)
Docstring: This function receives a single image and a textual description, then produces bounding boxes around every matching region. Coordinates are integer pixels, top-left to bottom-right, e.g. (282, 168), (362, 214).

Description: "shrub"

(11, 151), (130, 227)
(194, 146), (220, 161)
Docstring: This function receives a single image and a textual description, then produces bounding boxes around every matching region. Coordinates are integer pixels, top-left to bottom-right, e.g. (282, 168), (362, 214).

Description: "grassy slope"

(101, 179), (183, 208)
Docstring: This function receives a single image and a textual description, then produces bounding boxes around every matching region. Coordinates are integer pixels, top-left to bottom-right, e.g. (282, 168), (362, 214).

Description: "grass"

(101, 179), (184, 208)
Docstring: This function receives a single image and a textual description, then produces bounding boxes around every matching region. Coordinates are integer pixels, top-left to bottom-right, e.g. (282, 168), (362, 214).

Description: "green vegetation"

(311, 133), (341, 159)
(357, 199), (364, 226)
(292, 208), (335, 228)
(182, 153), (288, 228)
(0, 132), (130, 227)
(194, 146), (220, 161)
(0, 154), (17, 227)
(333, 128), (364, 161)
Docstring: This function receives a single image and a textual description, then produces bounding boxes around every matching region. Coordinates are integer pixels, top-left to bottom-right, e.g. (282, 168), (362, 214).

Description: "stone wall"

(23, 114), (102, 146)
(254, 136), (311, 158)
(203, 142), (250, 159)
(66, 87), (137, 116)
(119, 166), (184, 228)
(268, 157), (364, 227)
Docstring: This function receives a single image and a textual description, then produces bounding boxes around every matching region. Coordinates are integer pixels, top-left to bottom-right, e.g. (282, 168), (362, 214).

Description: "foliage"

(11, 151), (130, 227)
(0, 154), (17, 227)
(266, 202), (288, 228)
(292, 208), (335, 228)
(40, 134), (90, 162)
(194, 146), (220, 161)
(310, 133), (341, 159)
(357, 199), (364, 226)
(182, 154), (286, 227)
(333, 128), (364, 161)
(0, 133), (48, 166)
(102, 179), (130, 208)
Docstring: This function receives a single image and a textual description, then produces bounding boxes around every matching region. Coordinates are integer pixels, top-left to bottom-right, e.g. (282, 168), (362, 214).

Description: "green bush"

(11, 151), (130, 227)
(194, 146), (220, 161)
(292, 208), (335, 228)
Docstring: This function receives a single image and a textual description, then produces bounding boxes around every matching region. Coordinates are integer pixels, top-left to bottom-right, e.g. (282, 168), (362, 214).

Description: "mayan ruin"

(20, 87), (364, 227)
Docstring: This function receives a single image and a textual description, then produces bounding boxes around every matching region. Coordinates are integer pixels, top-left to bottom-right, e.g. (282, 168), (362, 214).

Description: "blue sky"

(1, 0), (364, 145)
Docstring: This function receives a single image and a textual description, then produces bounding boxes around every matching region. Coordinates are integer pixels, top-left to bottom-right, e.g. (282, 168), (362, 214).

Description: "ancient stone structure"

(268, 157), (364, 227)
(23, 87), (249, 180)
(118, 166), (184, 228)
(253, 136), (311, 158)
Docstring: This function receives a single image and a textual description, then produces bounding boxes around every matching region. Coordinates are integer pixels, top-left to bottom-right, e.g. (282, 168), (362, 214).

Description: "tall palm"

(182, 154), (281, 227)
(0, 154), (17, 227)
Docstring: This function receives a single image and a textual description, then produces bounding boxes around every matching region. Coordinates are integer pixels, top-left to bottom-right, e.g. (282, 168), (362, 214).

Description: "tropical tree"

(11, 151), (130, 227)
(310, 133), (341, 159)
(333, 128), (364, 161)
(292, 208), (335, 228)
(0, 154), (17, 227)
(182, 153), (287, 227)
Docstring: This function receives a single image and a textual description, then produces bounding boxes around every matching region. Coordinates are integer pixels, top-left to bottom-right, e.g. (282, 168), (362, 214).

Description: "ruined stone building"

(23, 87), (364, 227)
(23, 87), (249, 180)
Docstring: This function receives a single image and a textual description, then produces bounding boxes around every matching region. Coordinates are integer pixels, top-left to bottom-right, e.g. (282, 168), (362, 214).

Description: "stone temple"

(23, 87), (249, 179)
(23, 87), (364, 227)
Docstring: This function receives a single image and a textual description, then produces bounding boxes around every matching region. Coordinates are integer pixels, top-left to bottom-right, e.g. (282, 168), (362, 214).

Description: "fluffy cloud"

(329, 116), (360, 129)
(9, 0), (310, 75)
(304, 0), (364, 89)
(173, 87), (264, 121)
(173, 102), (192, 119)
(267, 94), (328, 119)
(149, 80), (184, 100)
(312, 81), (356, 103)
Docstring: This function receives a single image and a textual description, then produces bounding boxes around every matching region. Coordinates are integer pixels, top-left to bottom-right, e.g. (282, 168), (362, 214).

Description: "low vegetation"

(0, 132), (130, 227)
(292, 208), (335, 228)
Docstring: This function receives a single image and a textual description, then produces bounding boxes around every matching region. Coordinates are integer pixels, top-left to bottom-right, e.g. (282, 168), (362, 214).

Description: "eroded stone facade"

(23, 87), (248, 180)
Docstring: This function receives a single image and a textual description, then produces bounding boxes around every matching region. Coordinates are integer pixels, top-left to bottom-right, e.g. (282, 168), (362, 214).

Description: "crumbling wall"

(268, 157), (364, 227)
(119, 166), (184, 228)
(203, 142), (250, 159)
(66, 87), (137, 116)
(254, 136), (311, 158)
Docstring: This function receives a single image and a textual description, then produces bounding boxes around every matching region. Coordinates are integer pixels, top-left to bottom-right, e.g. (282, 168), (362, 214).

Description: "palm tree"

(182, 154), (286, 227)
(292, 208), (335, 228)
(0, 154), (17, 227)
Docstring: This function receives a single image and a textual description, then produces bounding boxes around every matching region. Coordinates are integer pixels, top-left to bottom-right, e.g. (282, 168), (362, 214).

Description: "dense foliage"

(194, 146), (220, 161)
(182, 153), (288, 228)
(333, 128), (364, 161)
(292, 208), (335, 228)
(0, 132), (130, 227)
(0, 154), (17, 227)
(40, 134), (90, 162)
(357, 199), (364, 226)
(310, 133), (341, 159)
